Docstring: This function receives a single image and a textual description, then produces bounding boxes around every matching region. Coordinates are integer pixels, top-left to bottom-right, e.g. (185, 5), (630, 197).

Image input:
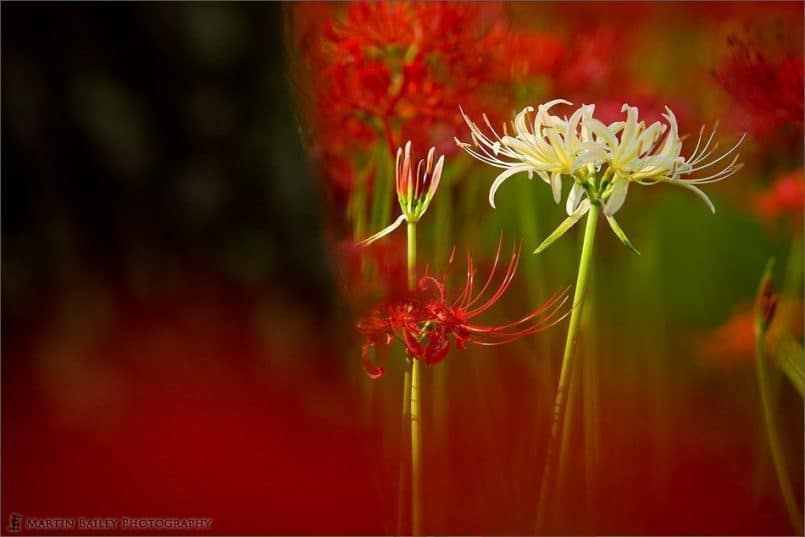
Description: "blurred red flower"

(295, 3), (512, 154)
(357, 243), (569, 377)
(715, 36), (804, 139)
(290, 2), (570, 194)
(755, 168), (805, 229)
(700, 298), (804, 366)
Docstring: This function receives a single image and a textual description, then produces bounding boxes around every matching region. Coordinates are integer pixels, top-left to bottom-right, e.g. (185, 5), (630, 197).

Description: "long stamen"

(466, 242), (520, 317)
(463, 236), (505, 310)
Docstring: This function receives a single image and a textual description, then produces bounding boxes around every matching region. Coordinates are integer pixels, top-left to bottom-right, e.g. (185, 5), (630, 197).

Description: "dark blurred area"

(2, 4), (383, 534)
(3, 2), (332, 326)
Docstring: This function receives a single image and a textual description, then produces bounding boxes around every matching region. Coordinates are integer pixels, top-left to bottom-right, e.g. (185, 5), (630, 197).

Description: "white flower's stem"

(536, 201), (600, 532)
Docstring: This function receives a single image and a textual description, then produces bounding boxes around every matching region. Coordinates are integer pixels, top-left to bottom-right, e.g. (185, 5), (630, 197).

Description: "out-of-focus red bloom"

(357, 242), (570, 378)
(715, 36), (804, 138)
(498, 32), (565, 81)
(699, 298), (804, 366)
(554, 26), (621, 97)
(290, 2), (568, 194)
(295, 2), (514, 155)
(755, 168), (804, 229)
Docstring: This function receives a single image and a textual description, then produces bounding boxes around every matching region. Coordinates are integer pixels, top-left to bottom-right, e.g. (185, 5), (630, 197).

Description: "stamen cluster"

(357, 242), (570, 378)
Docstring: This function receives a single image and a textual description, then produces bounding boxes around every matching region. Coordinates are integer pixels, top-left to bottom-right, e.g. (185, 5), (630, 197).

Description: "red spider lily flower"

(358, 141), (444, 245)
(755, 168), (804, 230)
(715, 36), (804, 138)
(357, 242), (570, 378)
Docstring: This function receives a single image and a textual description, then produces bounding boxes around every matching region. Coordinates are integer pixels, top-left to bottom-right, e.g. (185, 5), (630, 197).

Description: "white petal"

(357, 214), (407, 246)
(514, 106), (535, 135)
(566, 182), (585, 215)
(671, 181), (716, 213)
(489, 165), (532, 209)
(550, 171), (563, 204)
(604, 178), (630, 216)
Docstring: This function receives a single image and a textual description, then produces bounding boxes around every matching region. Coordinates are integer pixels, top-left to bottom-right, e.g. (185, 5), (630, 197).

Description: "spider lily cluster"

(457, 100), (745, 253)
(358, 242), (570, 378)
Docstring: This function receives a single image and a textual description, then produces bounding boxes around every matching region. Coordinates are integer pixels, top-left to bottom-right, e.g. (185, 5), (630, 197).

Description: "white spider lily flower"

(458, 99), (745, 255)
(591, 105), (745, 217)
(455, 100), (606, 207)
(358, 141), (445, 246)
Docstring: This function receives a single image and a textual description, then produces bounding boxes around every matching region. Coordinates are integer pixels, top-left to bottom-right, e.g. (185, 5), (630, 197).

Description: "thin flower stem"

(754, 289), (803, 535)
(582, 269), (601, 525)
(396, 364), (412, 535)
(411, 357), (423, 536)
(556, 350), (581, 505)
(397, 221), (420, 535)
(408, 222), (417, 290)
(407, 220), (423, 536)
(536, 202), (600, 533)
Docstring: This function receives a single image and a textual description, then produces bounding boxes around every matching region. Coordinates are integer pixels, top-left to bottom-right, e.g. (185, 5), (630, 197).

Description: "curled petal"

(489, 165), (533, 208)
(671, 180), (716, 213)
(357, 213), (407, 246)
(514, 105), (535, 134)
(361, 345), (385, 379)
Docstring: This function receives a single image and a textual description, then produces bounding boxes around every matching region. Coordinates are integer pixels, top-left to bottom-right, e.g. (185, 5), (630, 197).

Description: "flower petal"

(489, 165), (532, 208)
(604, 177), (630, 216)
(361, 345), (385, 379)
(566, 181), (585, 215)
(550, 171), (563, 204)
(605, 214), (640, 255)
(534, 200), (590, 254)
(357, 213), (407, 245)
(670, 180), (716, 213)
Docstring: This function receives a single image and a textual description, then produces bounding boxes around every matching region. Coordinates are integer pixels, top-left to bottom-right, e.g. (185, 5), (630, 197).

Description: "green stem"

(556, 349), (581, 506)
(406, 220), (423, 536)
(407, 222), (417, 291)
(411, 358), (422, 536)
(396, 364), (412, 535)
(755, 311), (803, 534)
(536, 202), (600, 532)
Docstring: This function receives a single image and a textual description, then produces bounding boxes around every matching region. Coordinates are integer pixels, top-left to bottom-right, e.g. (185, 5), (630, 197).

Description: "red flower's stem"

(410, 358), (422, 536)
(396, 221), (422, 535)
(406, 220), (423, 536)
(396, 362), (412, 535)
